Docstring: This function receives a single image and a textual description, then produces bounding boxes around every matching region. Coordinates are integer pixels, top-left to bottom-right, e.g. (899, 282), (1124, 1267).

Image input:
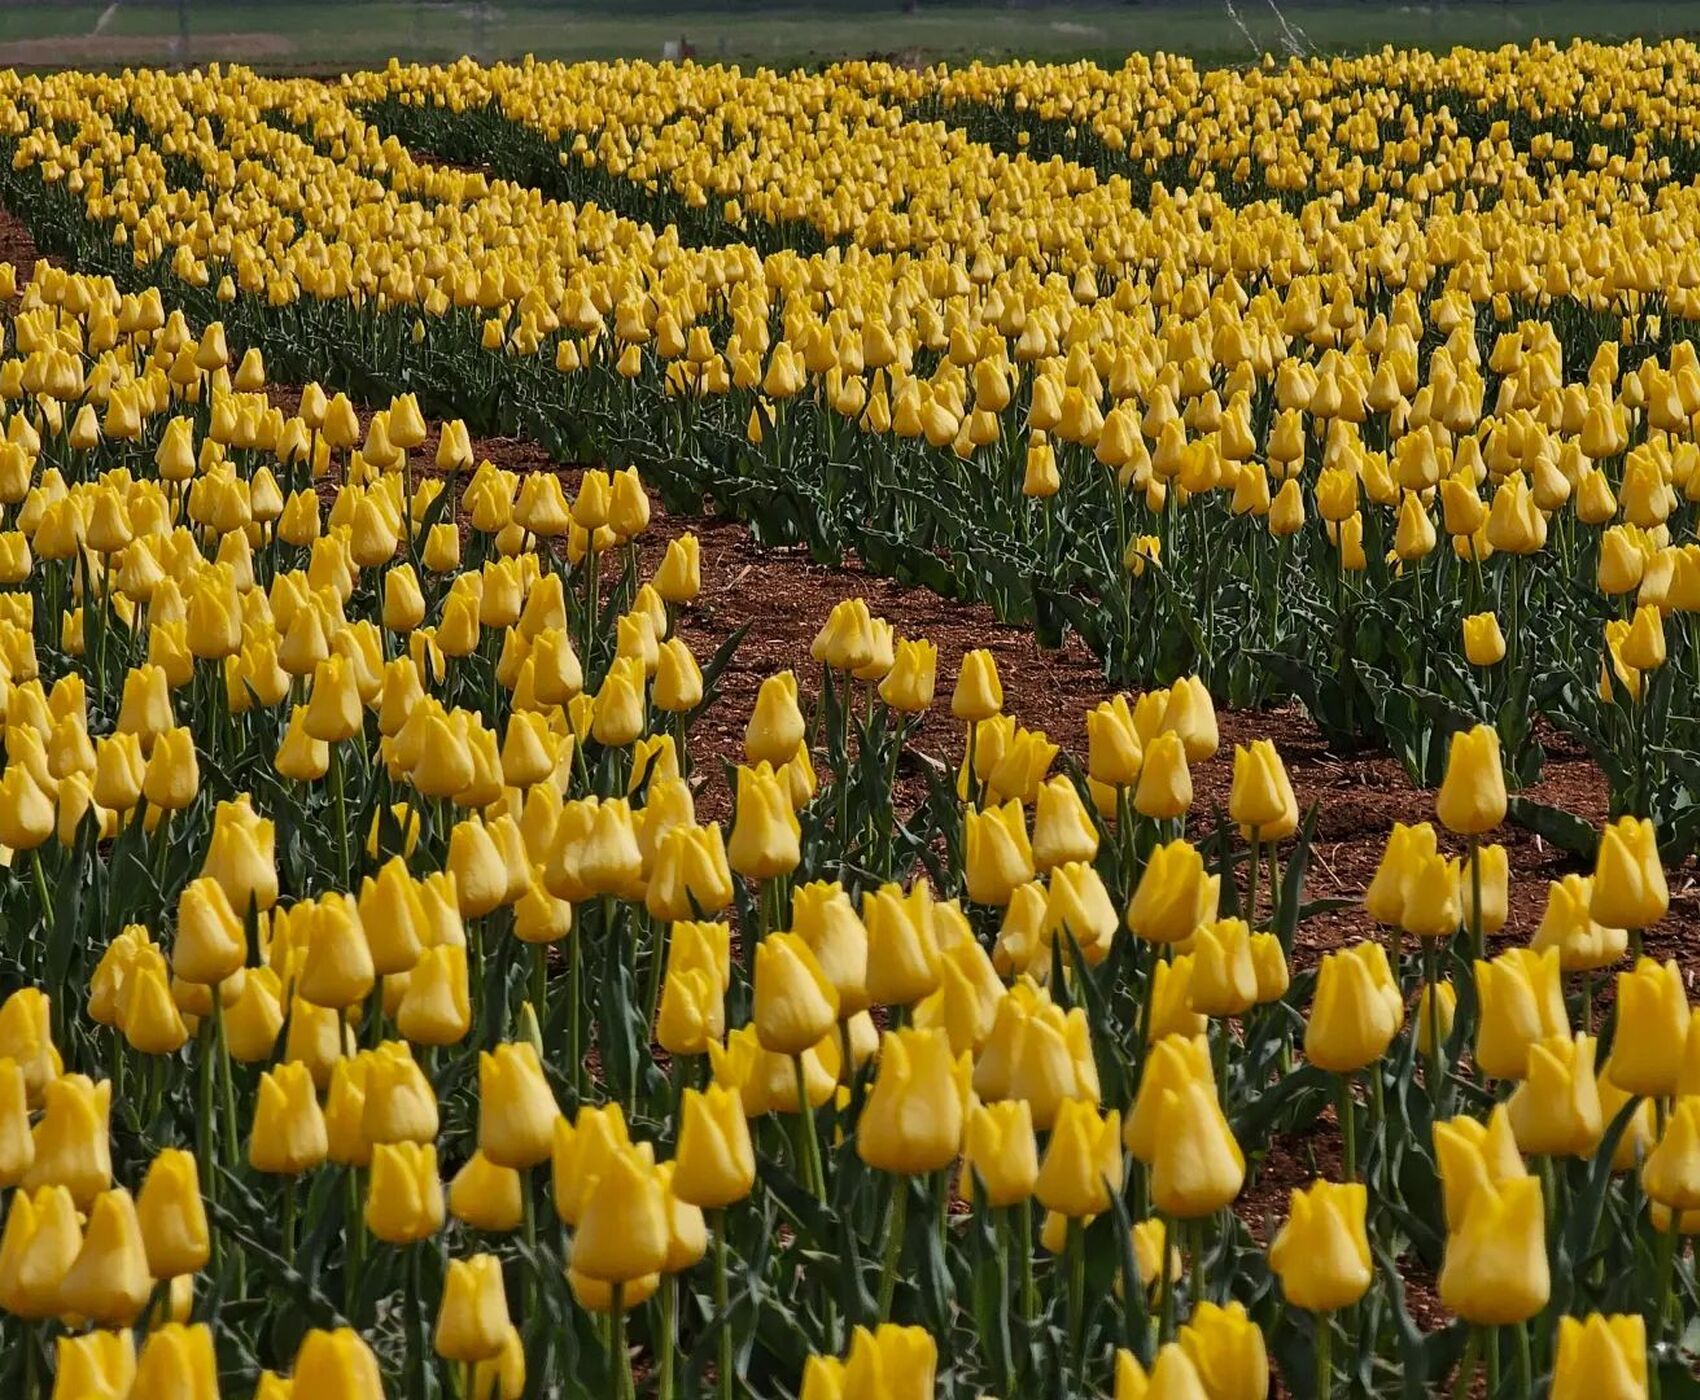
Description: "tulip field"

(4, 33), (1700, 1399)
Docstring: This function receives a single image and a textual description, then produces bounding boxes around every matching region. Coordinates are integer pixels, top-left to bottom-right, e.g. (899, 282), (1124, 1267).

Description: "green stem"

(1338, 1073), (1358, 1182)
(1067, 1215), (1087, 1372)
(1449, 1329), (1481, 1400)
(1315, 1311), (1333, 1400)
(612, 1282), (634, 1400)
(1017, 1197), (1037, 1329)
(793, 1054), (825, 1201)
(713, 1209), (733, 1400)
(1159, 1211), (1177, 1343)
(657, 1274), (677, 1400)
(879, 1179), (909, 1323)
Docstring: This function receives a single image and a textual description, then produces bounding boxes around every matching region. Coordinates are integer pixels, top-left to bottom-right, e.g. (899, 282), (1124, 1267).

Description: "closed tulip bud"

(292, 1327), (385, 1400)
(450, 1151), (524, 1234)
(1435, 724), (1506, 835)
(1591, 818), (1669, 930)
(673, 1084), (756, 1209)
(1463, 612), (1506, 666)
(1151, 1080), (1245, 1218)
(296, 897), (374, 1010)
(132, 1324), (219, 1400)
(0, 1183), (80, 1319)
(1551, 1313), (1647, 1400)
(1605, 957), (1689, 1098)
(1133, 730), (1192, 820)
(141, 725), (198, 810)
(202, 797), (278, 912)
(1622, 603), (1667, 671)
(1406, 969), (1455, 1053)
(1228, 739), (1297, 840)
(396, 944), (476, 1046)
(53, 1329), (137, 1400)
(1268, 1179), (1371, 1312)
(1126, 839), (1212, 945)
(1035, 1098), (1123, 1218)
(879, 637), (937, 713)
(1434, 1104), (1527, 1231)
(862, 881), (942, 1007)
(835, 1323), (939, 1397)
(0, 1059), (31, 1187)
(1043, 860), (1119, 966)
(653, 534), (700, 604)
(1474, 947), (1567, 1080)
(1115, 1343), (1210, 1400)
(962, 1099), (1039, 1207)
(1087, 694), (1143, 787)
(1030, 775), (1098, 871)
(951, 648), (1003, 722)
(1643, 1097), (1700, 1211)
(0, 988), (61, 1105)
(1176, 1300), (1268, 1400)
(1188, 918), (1258, 1018)
(964, 800), (1034, 905)
(859, 1028), (971, 1176)
(728, 764), (800, 880)
(1145, 954), (1206, 1043)
(1307, 941), (1403, 1072)
(366, 1141), (444, 1245)
(0, 766), (54, 851)
(1457, 841), (1508, 936)
(745, 671), (805, 766)
(251, 1062), (328, 1176)
(1438, 1174), (1549, 1324)
(136, 1148), (209, 1280)
(573, 1145), (669, 1284)
(753, 932), (840, 1056)
(791, 881), (868, 1016)
(26, 1072), (111, 1207)
(436, 1254), (510, 1364)
(1508, 1032), (1603, 1158)
(363, 1041), (438, 1145)
(121, 964), (190, 1055)
(59, 1186), (152, 1326)
(1532, 874), (1627, 972)
(1126, 1035), (1214, 1162)
(478, 1042), (558, 1170)
(1249, 933), (1289, 1005)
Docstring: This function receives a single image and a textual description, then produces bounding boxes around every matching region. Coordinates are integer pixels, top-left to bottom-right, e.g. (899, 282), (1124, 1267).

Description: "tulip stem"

(1189, 1216), (1207, 1307)
(1066, 1214), (1086, 1372)
(330, 740), (351, 891)
(1315, 1310), (1333, 1400)
(568, 922), (583, 1104)
(657, 1273), (677, 1400)
(1468, 835), (1484, 961)
(1338, 1073), (1357, 1182)
(879, 1179), (909, 1323)
(612, 1283), (635, 1400)
(1513, 1321), (1533, 1399)
(1016, 1197), (1037, 1329)
(1158, 1210), (1177, 1343)
(212, 988), (239, 1169)
(1423, 938), (1445, 1112)
(1653, 1209), (1682, 1341)
(1246, 831), (1261, 928)
(793, 1055), (826, 1201)
(1448, 1329), (1480, 1400)
(712, 1210), (733, 1400)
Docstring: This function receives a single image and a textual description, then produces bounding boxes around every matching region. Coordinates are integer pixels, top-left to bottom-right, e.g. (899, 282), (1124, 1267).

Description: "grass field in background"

(1, 0), (1698, 72)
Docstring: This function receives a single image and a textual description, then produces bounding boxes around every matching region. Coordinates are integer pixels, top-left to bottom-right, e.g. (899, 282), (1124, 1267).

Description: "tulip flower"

(1591, 817), (1669, 932)
(1269, 1179), (1371, 1314)
(1507, 1033), (1603, 1158)
(1438, 1174), (1549, 1325)
(1176, 1300), (1268, 1400)
(1474, 947), (1567, 1081)
(1605, 958), (1689, 1098)
(1550, 1313), (1647, 1400)
(436, 1254), (510, 1364)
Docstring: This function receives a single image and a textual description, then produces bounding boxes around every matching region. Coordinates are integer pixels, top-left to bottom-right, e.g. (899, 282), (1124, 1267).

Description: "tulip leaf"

(1505, 795), (1598, 857)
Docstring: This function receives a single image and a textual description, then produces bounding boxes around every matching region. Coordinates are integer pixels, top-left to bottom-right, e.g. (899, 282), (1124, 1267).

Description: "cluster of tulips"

(17, 45), (1700, 846)
(0, 255), (1696, 1398)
